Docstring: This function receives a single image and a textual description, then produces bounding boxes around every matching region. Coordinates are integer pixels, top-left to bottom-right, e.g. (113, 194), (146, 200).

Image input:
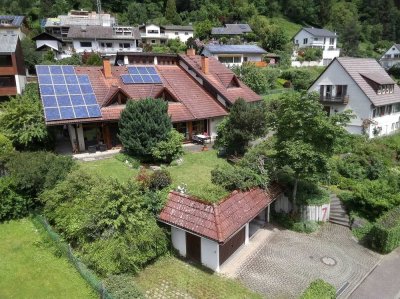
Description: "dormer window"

(378, 84), (394, 94)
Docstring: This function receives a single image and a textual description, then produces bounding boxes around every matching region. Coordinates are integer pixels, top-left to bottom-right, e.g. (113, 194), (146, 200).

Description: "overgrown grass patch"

(134, 256), (262, 299)
(0, 218), (96, 299)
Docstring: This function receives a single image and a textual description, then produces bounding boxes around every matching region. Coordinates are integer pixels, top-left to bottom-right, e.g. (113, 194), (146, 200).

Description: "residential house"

(139, 24), (194, 45)
(200, 45), (267, 67)
(35, 50), (260, 153)
(0, 15), (26, 39)
(308, 57), (400, 138)
(379, 44), (400, 69)
(292, 27), (340, 66)
(36, 11), (142, 61)
(158, 184), (283, 272)
(0, 34), (26, 99)
(211, 24), (252, 38)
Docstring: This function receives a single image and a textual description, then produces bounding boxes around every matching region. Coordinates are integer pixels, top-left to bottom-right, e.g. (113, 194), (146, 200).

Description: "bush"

(151, 129), (184, 163)
(0, 133), (13, 161)
(118, 98), (172, 160)
(149, 170), (172, 191)
(41, 170), (168, 275)
(103, 274), (144, 299)
(0, 177), (29, 221)
(211, 164), (267, 191)
(5, 151), (75, 198)
(369, 205), (400, 253)
(115, 153), (140, 169)
(298, 47), (323, 62)
(300, 279), (336, 299)
(280, 68), (324, 91)
(292, 220), (319, 233)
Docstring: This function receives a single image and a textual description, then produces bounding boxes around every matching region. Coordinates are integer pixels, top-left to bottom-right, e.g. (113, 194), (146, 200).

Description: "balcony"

(320, 95), (349, 105)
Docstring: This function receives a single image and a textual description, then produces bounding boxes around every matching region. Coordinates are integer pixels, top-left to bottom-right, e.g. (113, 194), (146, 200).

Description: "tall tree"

(165, 0), (178, 23)
(118, 98), (172, 159)
(215, 98), (268, 156)
(269, 92), (352, 207)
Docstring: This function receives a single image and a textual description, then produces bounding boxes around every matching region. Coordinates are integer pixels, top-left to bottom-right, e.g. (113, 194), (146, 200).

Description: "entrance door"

(186, 232), (201, 263)
(219, 227), (246, 265)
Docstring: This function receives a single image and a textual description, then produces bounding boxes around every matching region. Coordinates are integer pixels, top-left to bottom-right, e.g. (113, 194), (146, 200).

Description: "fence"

(34, 214), (112, 299)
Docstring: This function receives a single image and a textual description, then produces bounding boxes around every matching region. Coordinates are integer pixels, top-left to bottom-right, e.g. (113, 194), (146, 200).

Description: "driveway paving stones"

(234, 223), (382, 298)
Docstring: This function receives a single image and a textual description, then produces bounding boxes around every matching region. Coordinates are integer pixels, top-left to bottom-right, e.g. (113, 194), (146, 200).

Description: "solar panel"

(123, 65), (163, 84)
(36, 65), (102, 122)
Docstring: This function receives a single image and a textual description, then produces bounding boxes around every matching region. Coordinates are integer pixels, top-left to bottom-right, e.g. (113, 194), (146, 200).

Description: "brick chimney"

(201, 55), (209, 75)
(102, 58), (112, 79)
(186, 48), (195, 56)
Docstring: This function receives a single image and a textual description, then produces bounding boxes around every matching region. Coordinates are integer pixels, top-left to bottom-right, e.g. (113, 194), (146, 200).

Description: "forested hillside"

(1, 0), (399, 57)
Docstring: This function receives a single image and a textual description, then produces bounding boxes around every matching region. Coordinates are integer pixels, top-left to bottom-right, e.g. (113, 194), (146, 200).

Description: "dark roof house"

(211, 24), (252, 36)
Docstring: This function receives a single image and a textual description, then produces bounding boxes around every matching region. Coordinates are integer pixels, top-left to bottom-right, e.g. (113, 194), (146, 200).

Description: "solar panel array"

(120, 66), (163, 84)
(36, 65), (102, 122)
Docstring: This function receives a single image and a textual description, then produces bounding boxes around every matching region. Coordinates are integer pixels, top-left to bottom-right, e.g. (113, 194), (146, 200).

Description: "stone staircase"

(329, 194), (350, 227)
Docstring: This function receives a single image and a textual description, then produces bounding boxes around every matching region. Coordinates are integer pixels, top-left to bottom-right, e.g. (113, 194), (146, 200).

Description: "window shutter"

(320, 85), (324, 97)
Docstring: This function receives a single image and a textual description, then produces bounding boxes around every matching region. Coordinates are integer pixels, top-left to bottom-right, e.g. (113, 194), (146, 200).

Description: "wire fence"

(34, 214), (112, 299)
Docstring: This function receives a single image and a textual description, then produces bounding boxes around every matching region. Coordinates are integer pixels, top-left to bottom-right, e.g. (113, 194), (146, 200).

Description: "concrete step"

(330, 213), (349, 219)
(329, 218), (350, 227)
(330, 208), (347, 214)
(330, 216), (350, 223)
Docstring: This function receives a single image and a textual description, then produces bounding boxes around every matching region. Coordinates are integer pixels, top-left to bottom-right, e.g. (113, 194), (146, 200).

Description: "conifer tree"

(118, 98), (172, 159)
(165, 0), (177, 23)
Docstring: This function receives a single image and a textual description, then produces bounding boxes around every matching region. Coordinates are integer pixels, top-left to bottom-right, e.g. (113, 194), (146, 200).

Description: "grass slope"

(80, 150), (229, 202)
(270, 17), (302, 39)
(135, 256), (262, 299)
(0, 218), (95, 299)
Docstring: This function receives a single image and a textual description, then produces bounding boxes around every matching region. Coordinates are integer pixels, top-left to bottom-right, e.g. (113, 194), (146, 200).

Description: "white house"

(380, 44), (400, 69)
(292, 27), (340, 67)
(0, 15), (26, 39)
(158, 185), (283, 272)
(200, 44), (267, 67)
(308, 57), (400, 138)
(139, 24), (193, 45)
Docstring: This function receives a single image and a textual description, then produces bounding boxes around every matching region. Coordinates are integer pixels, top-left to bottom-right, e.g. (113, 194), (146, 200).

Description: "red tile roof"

(44, 55), (259, 125)
(179, 55), (262, 105)
(159, 183), (282, 243)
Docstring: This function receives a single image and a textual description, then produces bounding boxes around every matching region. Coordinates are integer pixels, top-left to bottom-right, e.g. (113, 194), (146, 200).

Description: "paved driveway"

(231, 224), (381, 298)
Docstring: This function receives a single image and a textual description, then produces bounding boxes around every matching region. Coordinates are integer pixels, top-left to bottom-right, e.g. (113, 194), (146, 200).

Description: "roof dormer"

(361, 72), (395, 95)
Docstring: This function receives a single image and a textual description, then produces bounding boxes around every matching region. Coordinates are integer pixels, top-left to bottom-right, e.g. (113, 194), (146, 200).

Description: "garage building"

(158, 184), (283, 272)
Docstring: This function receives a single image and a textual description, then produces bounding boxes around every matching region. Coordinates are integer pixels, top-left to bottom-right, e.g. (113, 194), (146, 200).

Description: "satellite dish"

(117, 59), (124, 66)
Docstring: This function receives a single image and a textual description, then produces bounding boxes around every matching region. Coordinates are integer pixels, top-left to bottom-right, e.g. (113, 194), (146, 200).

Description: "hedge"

(370, 205), (400, 253)
(300, 279), (336, 299)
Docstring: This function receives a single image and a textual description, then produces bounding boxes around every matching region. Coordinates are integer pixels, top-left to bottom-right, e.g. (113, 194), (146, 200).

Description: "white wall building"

(139, 24), (193, 45)
(308, 57), (400, 138)
(292, 27), (340, 67)
(0, 15), (26, 40)
(200, 44), (267, 67)
(380, 44), (400, 69)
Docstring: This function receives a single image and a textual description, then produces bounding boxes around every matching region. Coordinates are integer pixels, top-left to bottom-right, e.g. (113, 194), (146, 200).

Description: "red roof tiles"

(159, 184), (282, 243)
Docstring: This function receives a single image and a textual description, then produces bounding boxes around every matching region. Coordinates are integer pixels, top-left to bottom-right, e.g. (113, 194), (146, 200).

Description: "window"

(378, 84), (394, 94)
(325, 85), (332, 99)
(330, 38), (335, 45)
(0, 76), (16, 87)
(100, 42), (112, 48)
(395, 54), (400, 58)
(386, 105), (392, 115)
(385, 54), (392, 58)
(314, 37), (319, 41)
(303, 38), (308, 44)
(119, 43), (130, 48)
(295, 39), (299, 44)
(218, 56), (241, 64)
(377, 106), (386, 117)
(147, 30), (159, 34)
(151, 40), (156, 44)
(243, 57), (248, 62)
(0, 55), (12, 67)
(80, 41), (92, 47)
(393, 103), (400, 113)
(175, 32), (179, 35)
(185, 32), (189, 35)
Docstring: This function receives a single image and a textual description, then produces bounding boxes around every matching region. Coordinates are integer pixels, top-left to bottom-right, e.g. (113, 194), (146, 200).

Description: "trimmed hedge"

(300, 279), (336, 299)
(370, 205), (400, 253)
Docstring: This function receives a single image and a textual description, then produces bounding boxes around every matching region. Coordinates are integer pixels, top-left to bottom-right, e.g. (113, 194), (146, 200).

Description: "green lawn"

(168, 150), (229, 202)
(0, 218), (96, 299)
(80, 150), (230, 202)
(134, 256), (262, 299)
(79, 156), (138, 182)
(270, 17), (302, 39)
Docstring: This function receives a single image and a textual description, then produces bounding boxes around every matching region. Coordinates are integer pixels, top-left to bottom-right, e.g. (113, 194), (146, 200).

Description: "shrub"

(0, 177), (29, 221)
(300, 279), (336, 299)
(118, 98), (172, 160)
(151, 129), (184, 163)
(292, 221), (319, 233)
(369, 205), (400, 253)
(149, 170), (172, 191)
(115, 153), (140, 169)
(211, 164), (267, 191)
(103, 274), (144, 299)
(0, 133), (13, 161)
(5, 151), (75, 198)
(41, 170), (168, 275)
